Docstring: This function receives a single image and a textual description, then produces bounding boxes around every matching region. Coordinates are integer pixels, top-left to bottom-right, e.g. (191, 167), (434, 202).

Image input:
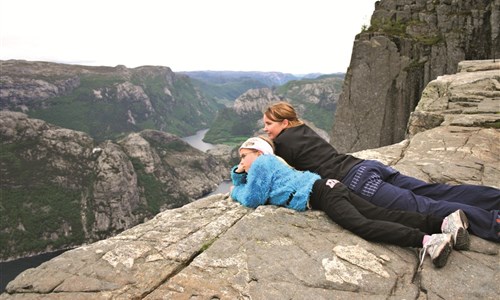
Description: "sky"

(0, 0), (376, 75)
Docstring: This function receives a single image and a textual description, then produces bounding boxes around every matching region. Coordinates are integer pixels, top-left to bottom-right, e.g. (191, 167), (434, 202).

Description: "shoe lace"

(418, 245), (429, 270)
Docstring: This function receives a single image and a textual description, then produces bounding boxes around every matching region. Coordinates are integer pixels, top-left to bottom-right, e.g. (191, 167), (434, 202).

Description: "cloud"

(0, 0), (375, 74)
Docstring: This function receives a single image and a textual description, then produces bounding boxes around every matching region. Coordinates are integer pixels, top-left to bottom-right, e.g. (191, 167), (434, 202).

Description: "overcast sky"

(0, 0), (376, 74)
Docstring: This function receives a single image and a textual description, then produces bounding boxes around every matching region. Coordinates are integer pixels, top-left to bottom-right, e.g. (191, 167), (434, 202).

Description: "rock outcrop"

(0, 112), (227, 260)
(331, 0), (500, 153)
(2, 60), (498, 299)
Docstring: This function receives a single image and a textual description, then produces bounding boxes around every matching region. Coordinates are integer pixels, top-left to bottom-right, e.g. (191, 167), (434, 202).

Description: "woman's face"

(238, 149), (260, 172)
(263, 114), (288, 140)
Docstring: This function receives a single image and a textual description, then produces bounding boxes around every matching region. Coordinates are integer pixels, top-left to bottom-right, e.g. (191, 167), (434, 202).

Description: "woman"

(230, 136), (469, 268)
(262, 101), (500, 243)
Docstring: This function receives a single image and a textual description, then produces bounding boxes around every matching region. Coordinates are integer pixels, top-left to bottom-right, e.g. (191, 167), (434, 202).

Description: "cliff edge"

(331, 0), (499, 153)
(2, 60), (499, 299)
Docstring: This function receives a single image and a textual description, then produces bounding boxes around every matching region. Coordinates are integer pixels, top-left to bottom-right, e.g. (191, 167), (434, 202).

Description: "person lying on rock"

(262, 101), (500, 243)
(230, 136), (470, 269)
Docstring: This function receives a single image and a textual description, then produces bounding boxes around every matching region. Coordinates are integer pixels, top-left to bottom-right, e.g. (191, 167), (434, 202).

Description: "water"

(0, 249), (68, 293)
(182, 129), (215, 152)
(208, 180), (232, 195)
(181, 128), (231, 194)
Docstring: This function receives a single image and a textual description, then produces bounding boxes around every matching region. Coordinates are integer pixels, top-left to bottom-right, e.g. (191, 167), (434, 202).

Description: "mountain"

(179, 70), (327, 104)
(204, 75), (344, 145)
(0, 112), (228, 261)
(180, 70), (309, 87)
(0, 60), (219, 142)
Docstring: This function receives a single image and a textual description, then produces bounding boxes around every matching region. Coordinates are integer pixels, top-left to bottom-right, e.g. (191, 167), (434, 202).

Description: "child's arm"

(230, 165), (247, 186)
(230, 156), (274, 208)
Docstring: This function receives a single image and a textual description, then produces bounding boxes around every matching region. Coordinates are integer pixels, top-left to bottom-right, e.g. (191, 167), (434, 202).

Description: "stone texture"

(331, 0), (500, 153)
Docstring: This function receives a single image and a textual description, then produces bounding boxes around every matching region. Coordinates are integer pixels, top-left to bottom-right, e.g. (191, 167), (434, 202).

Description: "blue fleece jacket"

(230, 154), (320, 211)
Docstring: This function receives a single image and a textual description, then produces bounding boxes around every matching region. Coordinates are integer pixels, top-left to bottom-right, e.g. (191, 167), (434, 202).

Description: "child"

(230, 136), (470, 268)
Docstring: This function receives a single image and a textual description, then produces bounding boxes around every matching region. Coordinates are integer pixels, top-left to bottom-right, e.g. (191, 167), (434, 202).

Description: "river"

(183, 129), (232, 195)
(0, 249), (68, 293)
(181, 128), (215, 152)
(0, 128), (231, 293)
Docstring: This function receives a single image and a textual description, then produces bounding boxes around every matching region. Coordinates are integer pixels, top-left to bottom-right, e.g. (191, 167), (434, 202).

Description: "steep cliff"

(331, 0), (500, 153)
(3, 60), (498, 299)
(0, 112), (227, 260)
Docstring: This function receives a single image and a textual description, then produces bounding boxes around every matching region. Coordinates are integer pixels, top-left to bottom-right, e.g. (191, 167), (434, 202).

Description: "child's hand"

(235, 163), (245, 173)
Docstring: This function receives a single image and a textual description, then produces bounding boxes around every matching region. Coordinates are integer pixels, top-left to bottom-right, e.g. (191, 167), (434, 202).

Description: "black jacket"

(273, 124), (363, 180)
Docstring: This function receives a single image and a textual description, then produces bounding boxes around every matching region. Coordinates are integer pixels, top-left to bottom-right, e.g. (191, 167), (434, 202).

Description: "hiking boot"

(419, 233), (453, 269)
(442, 209), (470, 250)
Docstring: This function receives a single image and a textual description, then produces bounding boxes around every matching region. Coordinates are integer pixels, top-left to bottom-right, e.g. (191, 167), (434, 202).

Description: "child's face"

(238, 149), (260, 172)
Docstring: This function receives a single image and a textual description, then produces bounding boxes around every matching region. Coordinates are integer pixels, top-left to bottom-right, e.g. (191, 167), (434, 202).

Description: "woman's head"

(238, 136), (274, 172)
(263, 102), (303, 140)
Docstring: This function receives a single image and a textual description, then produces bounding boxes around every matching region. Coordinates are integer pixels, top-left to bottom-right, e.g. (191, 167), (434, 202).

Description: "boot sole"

(454, 227), (470, 250)
(432, 242), (452, 268)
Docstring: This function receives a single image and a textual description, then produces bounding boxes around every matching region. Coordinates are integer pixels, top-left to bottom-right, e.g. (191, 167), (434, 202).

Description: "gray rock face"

(331, 0), (499, 153)
(3, 60), (498, 299)
(233, 88), (282, 115)
(0, 112), (227, 260)
(407, 60), (500, 137)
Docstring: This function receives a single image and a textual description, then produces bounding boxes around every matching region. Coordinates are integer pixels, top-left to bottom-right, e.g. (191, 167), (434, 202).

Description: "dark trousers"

(342, 160), (500, 242)
(309, 179), (443, 248)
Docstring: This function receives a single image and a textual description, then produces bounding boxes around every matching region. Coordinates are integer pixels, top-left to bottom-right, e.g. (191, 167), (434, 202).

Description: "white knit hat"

(239, 137), (274, 155)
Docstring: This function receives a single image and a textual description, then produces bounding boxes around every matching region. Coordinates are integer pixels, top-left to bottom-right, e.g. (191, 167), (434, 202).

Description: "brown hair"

(264, 101), (304, 128)
(258, 135), (275, 152)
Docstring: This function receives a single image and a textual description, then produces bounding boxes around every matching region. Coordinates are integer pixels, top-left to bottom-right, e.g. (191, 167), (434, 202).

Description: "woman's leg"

(309, 179), (426, 248)
(343, 161), (500, 242)
(371, 181), (499, 242)
(344, 160), (500, 210)
(388, 172), (500, 211)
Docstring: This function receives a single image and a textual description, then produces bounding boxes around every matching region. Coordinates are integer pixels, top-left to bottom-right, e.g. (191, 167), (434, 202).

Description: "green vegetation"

(28, 74), (136, 141)
(482, 120), (500, 129)
(200, 239), (215, 252)
(0, 134), (95, 259)
(190, 77), (268, 103)
(362, 18), (443, 47)
(204, 75), (343, 145)
(25, 69), (219, 142)
(368, 19), (408, 36)
(302, 103), (336, 130)
(0, 185), (85, 258)
(414, 34), (443, 46)
(204, 108), (261, 145)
